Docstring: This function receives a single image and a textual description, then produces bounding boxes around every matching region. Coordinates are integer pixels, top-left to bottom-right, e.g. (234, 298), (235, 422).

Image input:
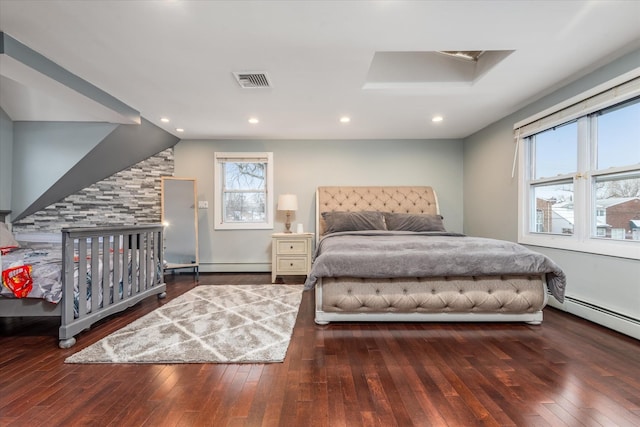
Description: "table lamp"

(277, 194), (298, 233)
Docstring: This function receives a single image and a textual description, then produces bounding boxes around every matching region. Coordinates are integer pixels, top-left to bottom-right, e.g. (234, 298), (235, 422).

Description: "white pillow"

(0, 223), (20, 251)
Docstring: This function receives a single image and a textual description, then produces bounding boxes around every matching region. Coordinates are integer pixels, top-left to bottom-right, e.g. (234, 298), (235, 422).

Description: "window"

(516, 74), (640, 259)
(214, 152), (273, 230)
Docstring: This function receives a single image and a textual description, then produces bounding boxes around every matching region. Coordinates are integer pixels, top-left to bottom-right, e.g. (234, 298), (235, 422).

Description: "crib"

(0, 224), (167, 348)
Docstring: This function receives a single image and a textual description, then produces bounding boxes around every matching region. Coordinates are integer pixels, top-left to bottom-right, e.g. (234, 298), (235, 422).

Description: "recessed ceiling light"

(176, 128), (184, 133)
(340, 116), (351, 123)
(432, 115), (444, 123)
(248, 117), (259, 124)
(160, 117), (170, 123)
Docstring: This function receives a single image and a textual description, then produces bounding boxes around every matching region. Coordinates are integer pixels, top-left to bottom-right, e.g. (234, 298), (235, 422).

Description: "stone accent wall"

(13, 148), (174, 233)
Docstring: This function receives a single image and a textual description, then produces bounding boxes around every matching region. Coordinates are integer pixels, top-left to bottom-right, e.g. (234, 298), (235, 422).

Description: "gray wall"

(12, 118), (179, 221)
(463, 47), (640, 336)
(0, 108), (12, 211)
(174, 139), (464, 272)
(12, 121), (117, 217)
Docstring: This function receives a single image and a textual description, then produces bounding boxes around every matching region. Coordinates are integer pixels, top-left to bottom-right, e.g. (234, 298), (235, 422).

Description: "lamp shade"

(277, 194), (298, 211)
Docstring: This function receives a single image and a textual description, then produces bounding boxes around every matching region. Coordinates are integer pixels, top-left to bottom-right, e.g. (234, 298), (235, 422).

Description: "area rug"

(65, 284), (304, 364)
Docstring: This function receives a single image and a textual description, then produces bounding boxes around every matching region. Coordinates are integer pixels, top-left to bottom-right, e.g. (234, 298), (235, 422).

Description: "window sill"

(214, 222), (274, 231)
(518, 233), (640, 260)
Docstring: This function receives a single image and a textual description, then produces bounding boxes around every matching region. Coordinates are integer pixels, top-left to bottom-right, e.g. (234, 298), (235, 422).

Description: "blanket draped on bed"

(303, 231), (566, 302)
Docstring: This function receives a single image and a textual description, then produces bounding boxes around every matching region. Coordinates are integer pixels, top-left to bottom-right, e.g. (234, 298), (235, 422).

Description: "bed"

(304, 186), (566, 325)
(0, 223), (166, 348)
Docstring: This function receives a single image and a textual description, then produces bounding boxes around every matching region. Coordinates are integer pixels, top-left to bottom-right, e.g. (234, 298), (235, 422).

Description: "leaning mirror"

(161, 177), (199, 275)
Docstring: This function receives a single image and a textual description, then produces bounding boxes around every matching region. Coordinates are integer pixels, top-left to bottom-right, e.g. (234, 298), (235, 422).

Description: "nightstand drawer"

(276, 240), (308, 254)
(276, 257), (308, 272)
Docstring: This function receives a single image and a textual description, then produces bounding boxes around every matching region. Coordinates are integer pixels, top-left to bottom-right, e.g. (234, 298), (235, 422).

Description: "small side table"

(271, 232), (313, 283)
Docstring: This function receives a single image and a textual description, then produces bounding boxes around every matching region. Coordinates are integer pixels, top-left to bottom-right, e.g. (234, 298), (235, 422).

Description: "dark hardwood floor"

(1, 273), (639, 427)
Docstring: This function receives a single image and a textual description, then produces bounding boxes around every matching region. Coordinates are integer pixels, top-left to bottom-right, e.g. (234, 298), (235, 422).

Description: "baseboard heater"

(548, 293), (640, 340)
(565, 295), (640, 324)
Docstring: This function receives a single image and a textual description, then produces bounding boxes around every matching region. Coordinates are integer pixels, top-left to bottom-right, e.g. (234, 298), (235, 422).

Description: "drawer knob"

(290, 245), (294, 249)
(290, 263), (294, 267)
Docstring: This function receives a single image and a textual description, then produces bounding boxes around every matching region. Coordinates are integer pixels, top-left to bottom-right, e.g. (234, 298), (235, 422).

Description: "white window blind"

(214, 153), (270, 163)
(514, 72), (640, 138)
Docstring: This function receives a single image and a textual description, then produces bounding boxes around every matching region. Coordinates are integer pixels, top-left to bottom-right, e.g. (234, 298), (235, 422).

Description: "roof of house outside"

(596, 197), (640, 208)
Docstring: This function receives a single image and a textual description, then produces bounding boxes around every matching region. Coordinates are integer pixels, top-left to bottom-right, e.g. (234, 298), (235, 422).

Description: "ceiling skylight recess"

(363, 50), (514, 90)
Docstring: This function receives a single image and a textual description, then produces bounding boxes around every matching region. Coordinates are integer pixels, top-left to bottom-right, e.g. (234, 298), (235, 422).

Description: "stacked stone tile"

(13, 148), (174, 233)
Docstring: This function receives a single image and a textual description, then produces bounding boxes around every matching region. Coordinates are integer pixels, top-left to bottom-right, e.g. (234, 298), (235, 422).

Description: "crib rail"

(59, 224), (166, 348)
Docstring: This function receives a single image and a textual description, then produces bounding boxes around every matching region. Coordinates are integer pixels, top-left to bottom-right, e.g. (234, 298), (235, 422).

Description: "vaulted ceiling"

(1, 0), (639, 140)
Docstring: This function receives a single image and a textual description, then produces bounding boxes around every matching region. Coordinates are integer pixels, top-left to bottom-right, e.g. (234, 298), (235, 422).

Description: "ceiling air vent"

(233, 72), (271, 88)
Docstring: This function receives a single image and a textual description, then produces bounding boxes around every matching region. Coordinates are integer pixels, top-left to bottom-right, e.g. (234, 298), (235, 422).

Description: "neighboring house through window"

(213, 152), (274, 230)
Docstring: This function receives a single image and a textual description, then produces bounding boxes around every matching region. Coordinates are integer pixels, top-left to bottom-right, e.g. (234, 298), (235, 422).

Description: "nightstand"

(271, 232), (314, 283)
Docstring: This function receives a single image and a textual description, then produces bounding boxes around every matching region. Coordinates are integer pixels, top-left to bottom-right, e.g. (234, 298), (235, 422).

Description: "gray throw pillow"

(322, 211), (387, 235)
(384, 212), (446, 232)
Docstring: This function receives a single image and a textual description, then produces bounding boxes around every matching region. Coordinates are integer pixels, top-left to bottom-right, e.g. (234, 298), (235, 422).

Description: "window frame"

(213, 152), (274, 230)
(516, 71), (640, 260)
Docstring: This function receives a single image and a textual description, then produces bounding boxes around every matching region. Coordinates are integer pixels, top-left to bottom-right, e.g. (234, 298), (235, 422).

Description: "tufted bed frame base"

(313, 186), (548, 325)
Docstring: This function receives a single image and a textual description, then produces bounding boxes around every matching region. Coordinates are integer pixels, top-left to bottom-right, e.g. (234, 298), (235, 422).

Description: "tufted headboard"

(315, 186), (440, 238)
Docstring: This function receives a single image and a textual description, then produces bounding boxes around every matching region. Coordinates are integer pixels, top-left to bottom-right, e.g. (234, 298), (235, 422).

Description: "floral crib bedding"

(1, 244), (63, 303)
(0, 242), (145, 317)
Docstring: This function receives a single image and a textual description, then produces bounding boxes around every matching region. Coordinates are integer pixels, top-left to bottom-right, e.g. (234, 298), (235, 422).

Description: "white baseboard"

(547, 296), (640, 340)
(199, 262), (271, 273)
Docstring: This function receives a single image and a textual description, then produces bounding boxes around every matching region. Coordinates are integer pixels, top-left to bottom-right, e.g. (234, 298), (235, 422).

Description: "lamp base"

(284, 211), (292, 233)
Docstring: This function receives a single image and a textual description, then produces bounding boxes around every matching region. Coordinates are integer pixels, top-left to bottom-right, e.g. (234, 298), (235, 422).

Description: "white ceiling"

(1, 0), (639, 140)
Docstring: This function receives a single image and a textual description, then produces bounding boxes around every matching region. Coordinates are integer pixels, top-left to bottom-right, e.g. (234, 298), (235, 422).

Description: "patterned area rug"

(65, 284), (304, 364)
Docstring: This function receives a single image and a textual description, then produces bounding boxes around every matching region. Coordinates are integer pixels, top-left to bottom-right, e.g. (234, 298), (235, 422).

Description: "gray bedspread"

(303, 231), (566, 302)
